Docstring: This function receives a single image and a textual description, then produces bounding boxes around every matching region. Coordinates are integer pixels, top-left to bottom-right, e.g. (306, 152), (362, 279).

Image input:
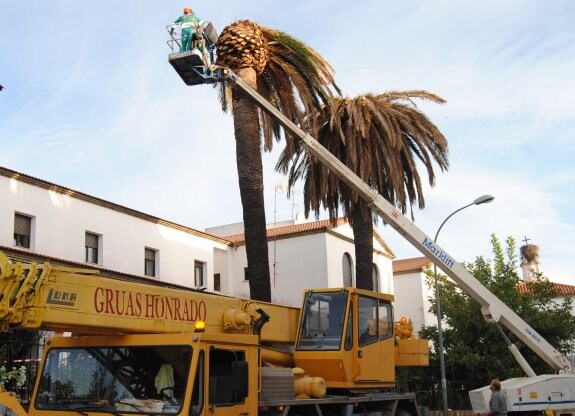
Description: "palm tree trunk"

(351, 201), (374, 290)
(231, 66), (272, 302)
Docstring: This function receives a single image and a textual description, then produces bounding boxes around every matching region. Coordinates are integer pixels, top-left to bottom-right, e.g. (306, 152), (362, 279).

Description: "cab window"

(358, 296), (393, 346)
(208, 348), (247, 406)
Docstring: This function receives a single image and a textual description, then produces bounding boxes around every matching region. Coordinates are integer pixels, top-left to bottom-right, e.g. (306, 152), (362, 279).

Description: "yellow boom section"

(0, 251), (299, 344)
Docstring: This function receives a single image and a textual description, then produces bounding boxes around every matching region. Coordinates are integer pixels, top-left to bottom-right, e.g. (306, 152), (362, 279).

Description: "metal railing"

(1, 337), (43, 405)
(165, 21), (218, 59)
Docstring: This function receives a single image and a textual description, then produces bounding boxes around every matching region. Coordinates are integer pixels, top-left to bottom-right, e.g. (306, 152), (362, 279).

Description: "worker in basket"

(171, 8), (218, 66)
(173, 7), (201, 52)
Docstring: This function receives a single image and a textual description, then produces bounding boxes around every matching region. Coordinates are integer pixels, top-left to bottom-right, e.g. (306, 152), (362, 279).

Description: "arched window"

(342, 253), (353, 287)
(372, 263), (380, 292)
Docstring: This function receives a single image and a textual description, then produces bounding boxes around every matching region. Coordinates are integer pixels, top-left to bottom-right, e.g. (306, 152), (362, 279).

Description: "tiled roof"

(224, 217), (395, 258)
(224, 218), (350, 243)
(517, 281), (575, 297)
(393, 256), (432, 273)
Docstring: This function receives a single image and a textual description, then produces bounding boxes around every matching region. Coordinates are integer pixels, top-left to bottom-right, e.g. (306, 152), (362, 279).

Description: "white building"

(0, 166), (395, 307)
(392, 257), (434, 335)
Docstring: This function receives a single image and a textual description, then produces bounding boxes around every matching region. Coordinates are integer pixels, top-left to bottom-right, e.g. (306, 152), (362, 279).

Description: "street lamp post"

(434, 195), (494, 416)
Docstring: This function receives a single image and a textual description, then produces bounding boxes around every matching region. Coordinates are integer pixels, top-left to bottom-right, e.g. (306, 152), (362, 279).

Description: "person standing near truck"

(489, 379), (507, 416)
(174, 7), (201, 52)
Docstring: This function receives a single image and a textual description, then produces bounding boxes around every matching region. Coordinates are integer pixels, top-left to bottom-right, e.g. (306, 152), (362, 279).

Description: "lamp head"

(473, 195), (495, 205)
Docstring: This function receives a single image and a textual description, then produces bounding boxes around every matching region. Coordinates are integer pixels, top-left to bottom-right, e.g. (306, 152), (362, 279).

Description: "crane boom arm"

(220, 69), (572, 374)
(0, 251), (299, 344)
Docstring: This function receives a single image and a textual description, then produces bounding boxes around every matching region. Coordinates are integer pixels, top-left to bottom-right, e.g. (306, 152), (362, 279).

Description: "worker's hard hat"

(183, 7), (192, 13)
(400, 316), (408, 324)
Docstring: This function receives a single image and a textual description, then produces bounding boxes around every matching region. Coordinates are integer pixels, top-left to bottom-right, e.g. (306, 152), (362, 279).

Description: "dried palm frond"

(277, 91), (448, 222)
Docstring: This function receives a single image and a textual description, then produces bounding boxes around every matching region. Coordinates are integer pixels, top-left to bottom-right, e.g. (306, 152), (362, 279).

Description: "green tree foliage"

(416, 234), (575, 409)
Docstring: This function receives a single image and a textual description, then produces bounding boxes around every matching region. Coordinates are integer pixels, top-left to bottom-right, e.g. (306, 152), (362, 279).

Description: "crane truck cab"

(18, 289), (427, 416)
(25, 294), (426, 416)
(294, 288), (427, 388)
(31, 332), (258, 416)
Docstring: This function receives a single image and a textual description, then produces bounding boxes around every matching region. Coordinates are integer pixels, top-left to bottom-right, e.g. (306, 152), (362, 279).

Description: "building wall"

(1, 170), (395, 309)
(393, 270), (434, 335)
(226, 228), (395, 307)
(0, 174), (229, 288)
(212, 246), (231, 292)
(375, 250), (394, 295)
(269, 233), (329, 306)
(324, 228), (394, 294)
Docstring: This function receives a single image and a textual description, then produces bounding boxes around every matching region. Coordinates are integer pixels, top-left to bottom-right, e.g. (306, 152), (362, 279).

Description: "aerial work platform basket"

(168, 50), (224, 86)
(166, 20), (223, 86)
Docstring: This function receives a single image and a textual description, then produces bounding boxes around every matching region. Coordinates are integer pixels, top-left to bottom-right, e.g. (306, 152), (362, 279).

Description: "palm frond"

(278, 91), (449, 222)
(216, 20), (340, 152)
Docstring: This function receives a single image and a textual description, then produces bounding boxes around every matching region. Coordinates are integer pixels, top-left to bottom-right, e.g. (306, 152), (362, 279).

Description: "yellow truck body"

(1, 252), (428, 416)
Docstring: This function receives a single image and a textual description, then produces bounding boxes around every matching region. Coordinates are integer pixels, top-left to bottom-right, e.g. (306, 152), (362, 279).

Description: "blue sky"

(1, 1), (574, 285)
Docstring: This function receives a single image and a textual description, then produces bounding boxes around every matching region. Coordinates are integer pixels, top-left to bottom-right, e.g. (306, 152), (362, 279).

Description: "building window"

(372, 263), (380, 292)
(194, 261), (204, 287)
(145, 248), (157, 277)
(342, 253), (353, 287)
(14, 213), (32, 248)
(85, 232), (99, 264)
(214, 273), (221, 291)
(208, 348), (247, 405)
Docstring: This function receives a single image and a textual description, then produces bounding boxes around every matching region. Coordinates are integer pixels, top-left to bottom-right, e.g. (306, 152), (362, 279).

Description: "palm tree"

(215, 20), (338, 301)
(277, 92), (449, 290)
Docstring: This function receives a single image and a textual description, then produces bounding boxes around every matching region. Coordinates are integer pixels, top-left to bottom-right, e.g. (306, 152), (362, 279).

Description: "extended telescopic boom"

(213, 67), (571, 374)
(0, 251), (299, 343)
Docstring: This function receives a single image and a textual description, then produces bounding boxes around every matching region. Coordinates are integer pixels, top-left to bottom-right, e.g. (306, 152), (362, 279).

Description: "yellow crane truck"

(0, 250), (427, 416)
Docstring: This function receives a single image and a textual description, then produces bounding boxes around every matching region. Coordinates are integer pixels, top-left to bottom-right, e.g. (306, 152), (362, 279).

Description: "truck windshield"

(35, 345), (191, 414)
(296, 290), (349, 350)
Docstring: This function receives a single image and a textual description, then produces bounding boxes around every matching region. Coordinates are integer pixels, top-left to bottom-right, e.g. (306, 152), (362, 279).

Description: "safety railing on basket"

(166, 21), (218, 66)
